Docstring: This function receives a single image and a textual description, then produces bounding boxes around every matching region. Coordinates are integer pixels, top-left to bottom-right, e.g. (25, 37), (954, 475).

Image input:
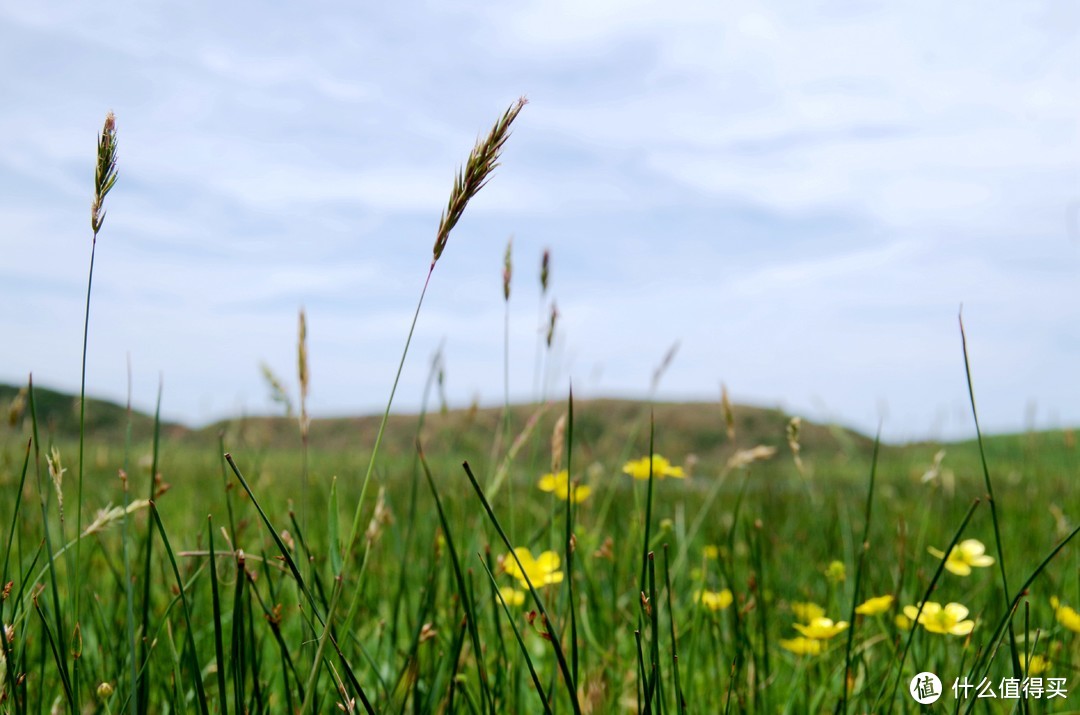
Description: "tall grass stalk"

(135, 379), (163, 714)
(839, 427), (880, 713)
(563, 388), (579, 689)
(118, 357), (139, 709)
(958, 313), (1020, 676)
(639, 413), (657, 597)
(294, 102), (528, 708)
(297, 308), (311, 574)
(491, 235), (516, 540)
(208, 517), (229, 715)
(391, 345), (443, 650)
(533, 249), (551, 400)
(71, 111), (118, 710)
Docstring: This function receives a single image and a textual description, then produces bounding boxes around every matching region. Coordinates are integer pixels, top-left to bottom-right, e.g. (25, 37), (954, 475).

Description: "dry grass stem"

(786, 416), (806, 476)
(551, 413), (567, 474)
(721, 382), (735, 440)
(298, 308), (310, 437)
(726, 445), (777, 470)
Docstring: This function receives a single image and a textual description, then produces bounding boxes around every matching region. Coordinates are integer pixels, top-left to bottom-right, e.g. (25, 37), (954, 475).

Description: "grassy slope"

(5, 380), (1075, 487)
(1, 381), (867, 453)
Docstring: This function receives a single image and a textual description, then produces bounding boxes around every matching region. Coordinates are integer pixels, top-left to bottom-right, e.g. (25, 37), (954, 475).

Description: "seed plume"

(432, 97), (527, 267)
(91, 111), (118, 235)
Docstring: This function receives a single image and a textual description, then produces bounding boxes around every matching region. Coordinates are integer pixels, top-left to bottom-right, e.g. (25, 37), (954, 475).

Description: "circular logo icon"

(909, 672), (943, 704)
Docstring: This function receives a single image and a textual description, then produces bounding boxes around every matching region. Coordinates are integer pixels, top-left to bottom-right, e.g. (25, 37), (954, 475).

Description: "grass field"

(0, 105), (1077, 714)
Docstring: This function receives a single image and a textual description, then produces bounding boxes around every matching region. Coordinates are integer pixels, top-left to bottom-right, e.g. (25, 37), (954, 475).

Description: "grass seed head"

(46, 446), (66, 520)
(725, 445), (777, 470)
(786, 416), (807, 475)
(551, 413), (567, 474)
(83, 499), (151, 538)
(91, 111), (118, 235)
(297, 308), (310, 438)
(540, 248), (551, 294)
(365, 486), (393, 547)
(650, 341), (680, 392)
(260, 362), (294, 417)
(7, 387), (26, 427)
(720, 382), (735, 440)
(433, 97), (527, 267)
(546, 301), (558, 348)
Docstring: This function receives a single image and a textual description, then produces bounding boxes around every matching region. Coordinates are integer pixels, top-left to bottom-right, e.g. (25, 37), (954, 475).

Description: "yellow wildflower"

(703, 545), (720, 560)
(1051, 597), (1080, 633)
(1019, 654), (1051, 676)
(902, 602), (975, 636)
(780, 637), (824, 656)
(927, 539), (995, 576)
(826, 560), (846, 583)
(696, 589), (733, 611)
(855, 595), (895, 616)
(793, 617), (849, 640)
(895, 614), (912, 630)
(622, 454), (686, 480)
(498, 586), (526, 607)
(537, 470), (591, 503)
(503, 547), (564, 589)
(792, 601), (826, 623)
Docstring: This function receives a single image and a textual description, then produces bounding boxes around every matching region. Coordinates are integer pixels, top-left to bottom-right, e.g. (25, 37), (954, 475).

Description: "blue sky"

(2, 1), (1077, 441)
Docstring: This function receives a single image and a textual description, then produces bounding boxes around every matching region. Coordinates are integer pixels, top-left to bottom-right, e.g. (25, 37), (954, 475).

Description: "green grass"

(1, 393), (1077, 713)
(1, 104), (1077, 714)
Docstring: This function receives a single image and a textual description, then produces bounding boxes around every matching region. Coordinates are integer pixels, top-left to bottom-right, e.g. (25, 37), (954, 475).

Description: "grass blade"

(958, 313), (1020, 676)
(480, 558), (551, 714)
(662, 545), (685, 714)
(840, 426), (881, 713)
(418, 442), (492, 711)
(148, 502), (210, 715)
(461, 460), (581, 714)
(208, 517), (229, 715)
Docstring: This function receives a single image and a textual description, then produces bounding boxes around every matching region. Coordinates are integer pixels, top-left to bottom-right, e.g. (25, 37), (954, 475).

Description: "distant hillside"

(0, 382), (187, 443)
(6, 383), (1075, 483)
(1, 383), (870, 465)
(185, 398), (877, 472)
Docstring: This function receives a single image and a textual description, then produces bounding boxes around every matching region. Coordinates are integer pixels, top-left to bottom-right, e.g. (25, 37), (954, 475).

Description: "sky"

(1, 1), (1077, 443)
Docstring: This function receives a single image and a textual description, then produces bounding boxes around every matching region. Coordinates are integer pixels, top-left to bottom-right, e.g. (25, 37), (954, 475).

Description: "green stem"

(72, 232), (98, 711)
(958, 315), (1020, 675)
(302, 265), (434, 715)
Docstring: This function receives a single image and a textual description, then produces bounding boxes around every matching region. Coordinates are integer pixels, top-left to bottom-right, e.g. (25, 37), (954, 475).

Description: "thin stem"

(303, 266), (435, 714)
(958, 314), (1020, 676)
(72, 231), (97, 711)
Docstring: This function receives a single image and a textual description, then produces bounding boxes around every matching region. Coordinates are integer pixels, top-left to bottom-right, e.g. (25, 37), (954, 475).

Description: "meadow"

(0, 104), (1077, 714)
